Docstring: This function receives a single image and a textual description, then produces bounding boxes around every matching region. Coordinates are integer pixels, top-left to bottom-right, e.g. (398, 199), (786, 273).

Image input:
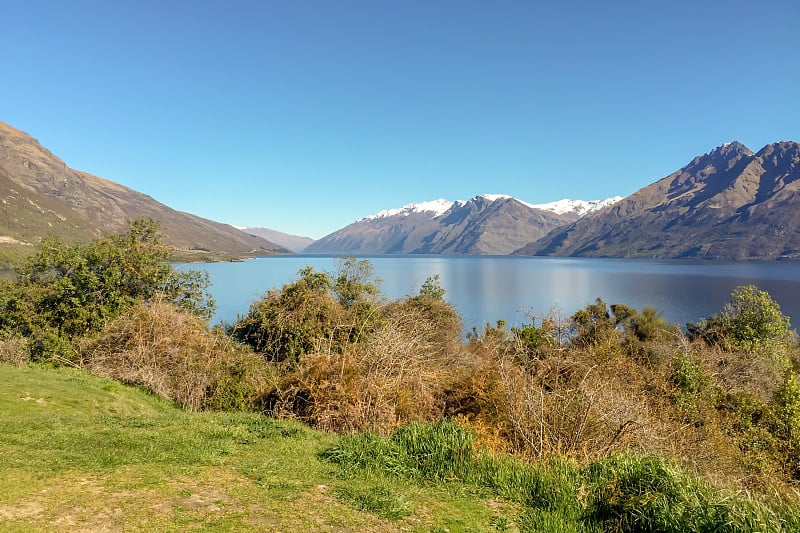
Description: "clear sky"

(2, 1), (798, 239)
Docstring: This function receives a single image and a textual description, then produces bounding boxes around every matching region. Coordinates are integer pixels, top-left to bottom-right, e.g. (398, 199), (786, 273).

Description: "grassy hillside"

(0, 120), (288, 267)
(0, 364), (510, 532)
(3, 364), (798, 532)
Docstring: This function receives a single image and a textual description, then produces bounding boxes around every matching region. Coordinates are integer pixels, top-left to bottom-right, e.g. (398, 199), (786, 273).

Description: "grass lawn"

(0, 364), (513, 532)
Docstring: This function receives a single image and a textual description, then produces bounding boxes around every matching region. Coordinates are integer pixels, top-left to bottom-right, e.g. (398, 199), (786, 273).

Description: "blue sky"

(2, 0), (798, 239)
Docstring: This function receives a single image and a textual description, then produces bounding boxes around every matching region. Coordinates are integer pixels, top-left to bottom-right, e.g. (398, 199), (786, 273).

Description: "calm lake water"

(180, 255), (800, 331)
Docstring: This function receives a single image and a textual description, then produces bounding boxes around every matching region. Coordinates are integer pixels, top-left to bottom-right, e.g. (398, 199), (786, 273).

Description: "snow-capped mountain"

(304, 194), (621, 255)
(360, 194), (621, 222)
(364, 199), (453, 220)
(516, 141), (800, 259)
(530, 197), (624, 216)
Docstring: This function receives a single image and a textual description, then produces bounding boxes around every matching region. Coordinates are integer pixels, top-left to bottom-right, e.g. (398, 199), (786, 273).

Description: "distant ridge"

(0, 120), (289, 263)
(515, 141), (800, 260)
(240, 227), (315, 253)
(304, 194), (621, 255)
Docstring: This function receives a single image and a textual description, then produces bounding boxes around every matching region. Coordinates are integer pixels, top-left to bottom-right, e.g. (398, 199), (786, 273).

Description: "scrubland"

(2, 220), (800, 531)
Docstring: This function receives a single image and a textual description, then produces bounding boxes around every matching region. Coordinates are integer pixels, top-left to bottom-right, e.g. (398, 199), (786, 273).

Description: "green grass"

(324, 420), (800, 533)
(3, 363), (799, 532)
(0, 364), (513, 531)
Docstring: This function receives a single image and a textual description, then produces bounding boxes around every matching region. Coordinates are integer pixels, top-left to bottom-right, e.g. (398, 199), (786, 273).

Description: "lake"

(180, 255), (800, 331)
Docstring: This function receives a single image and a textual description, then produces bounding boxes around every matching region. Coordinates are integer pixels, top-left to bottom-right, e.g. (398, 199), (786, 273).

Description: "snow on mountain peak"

(360, 195), (623, 222)
(476, 193), (539, 209)
(530, 196), (623, 215)
(364, 198), (453, 220)
(471, 194), (622, 215)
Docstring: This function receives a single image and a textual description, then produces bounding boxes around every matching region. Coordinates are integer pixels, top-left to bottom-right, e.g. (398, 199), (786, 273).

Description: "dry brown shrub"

(80, 300), (270, 411)
(0, 336), (29, 366)
(266, 301), (472, 433)
(462, 345), (655, 461)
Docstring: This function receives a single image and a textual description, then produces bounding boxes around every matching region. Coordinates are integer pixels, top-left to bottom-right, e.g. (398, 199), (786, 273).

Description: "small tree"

(0, 218), (214, 362)
(419, 275), (446, 300)
(229, 267), (342, 362)
(689, 285), (794, 354)
(571, 298), (617, 347)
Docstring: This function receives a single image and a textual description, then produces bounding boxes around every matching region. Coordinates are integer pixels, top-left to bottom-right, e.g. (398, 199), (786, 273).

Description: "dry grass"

(266, 299), (471, 434)
(80, 300), (271, 411)
(0, 336), (29, 366)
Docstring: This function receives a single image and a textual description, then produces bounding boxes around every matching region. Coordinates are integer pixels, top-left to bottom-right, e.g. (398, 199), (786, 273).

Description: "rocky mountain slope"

(516, 141), (800, 259)
(304, 194), (620, 255)
(240, 227), (315, 252)
(0, 121), (288, 263)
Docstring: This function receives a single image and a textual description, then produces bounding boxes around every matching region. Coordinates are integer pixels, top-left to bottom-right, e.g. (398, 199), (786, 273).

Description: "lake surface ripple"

(181, 255), (800, 331)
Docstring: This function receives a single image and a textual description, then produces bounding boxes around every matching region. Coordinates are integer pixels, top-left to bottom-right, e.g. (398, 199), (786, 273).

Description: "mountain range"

(516, 141), (800, 259)
(304, 195), (621, 255)
(0, 121), (288, 265)
(3, 118), (798, 263)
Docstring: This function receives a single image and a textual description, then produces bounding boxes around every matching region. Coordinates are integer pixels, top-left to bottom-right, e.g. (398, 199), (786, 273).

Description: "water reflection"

(182, 256), (800, 330)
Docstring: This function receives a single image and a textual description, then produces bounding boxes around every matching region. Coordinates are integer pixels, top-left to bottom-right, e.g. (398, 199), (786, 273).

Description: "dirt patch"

(20, 396), (48, 405)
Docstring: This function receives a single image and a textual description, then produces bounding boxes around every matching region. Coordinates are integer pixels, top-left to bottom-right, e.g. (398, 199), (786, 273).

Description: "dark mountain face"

(516, 141), (800, 260)
(305, 196), (573, 255)
(0, 121), (288, 263)
(416, 197), (574, 255)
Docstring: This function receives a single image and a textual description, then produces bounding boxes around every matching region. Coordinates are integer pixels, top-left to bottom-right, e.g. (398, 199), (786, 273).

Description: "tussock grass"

(324, 420), (800, 532)
(0, 336), (28, 366)
(80, 300), (271, 411)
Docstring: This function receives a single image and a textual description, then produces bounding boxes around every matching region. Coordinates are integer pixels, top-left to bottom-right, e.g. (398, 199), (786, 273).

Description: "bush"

(0, 218), (214, 362)
(229, 266), (344, 362)
(80, 300), (269, 411)
(571, 298), (618, 348)
(265, 296), (467, 433)
(689, 285), (794, 354)
(229, 260), (386, 363)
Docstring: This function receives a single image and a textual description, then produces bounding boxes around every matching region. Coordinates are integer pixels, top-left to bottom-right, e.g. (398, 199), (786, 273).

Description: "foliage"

(80, 300), (271, 411)
(612, 304), (677, 341)
(228, 266), (343, 362)
(688, 285), (794, 354)
(571, 298), (617, 347)
(419, 274), (446, 300)
(264, 295), (466, 433)
(332, 256), (382, 308)
(775, 372), (800, 473)
(571, 300), (677, 350)
(229, 258), (385, 363)
(511, 311), (563, 359)
(670, 352), (709, 417)
(324, 420), (800, 533)
(0, 218), (214, 362)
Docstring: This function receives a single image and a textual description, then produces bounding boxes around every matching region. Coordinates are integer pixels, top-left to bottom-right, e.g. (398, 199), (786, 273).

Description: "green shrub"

(689, 285), (794, 354)
(670, 352), (709, 417)
(571, 298), (618, 348)
(511, 313), (561, 359)
(0, 218), (214, 363)
(229, 259), (386, 363)
(419, 274), (446, 300)
(229, 266), (343, 362)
